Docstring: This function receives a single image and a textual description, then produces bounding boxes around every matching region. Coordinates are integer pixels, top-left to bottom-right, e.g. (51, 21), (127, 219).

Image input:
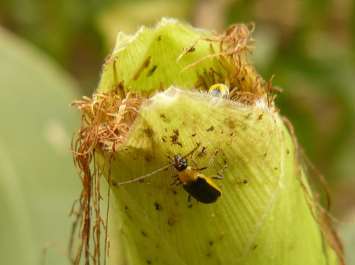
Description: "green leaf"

(0, 27), (79, 265)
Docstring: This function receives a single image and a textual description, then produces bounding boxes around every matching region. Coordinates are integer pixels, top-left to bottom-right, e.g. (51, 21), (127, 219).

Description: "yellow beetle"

(117, 145), (224, 204)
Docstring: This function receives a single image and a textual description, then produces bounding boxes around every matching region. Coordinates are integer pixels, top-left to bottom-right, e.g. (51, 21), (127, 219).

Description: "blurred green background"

(0, 0), (354, 264)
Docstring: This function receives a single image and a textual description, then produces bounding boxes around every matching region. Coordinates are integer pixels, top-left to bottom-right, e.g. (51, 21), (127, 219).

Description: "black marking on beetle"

(274, 167), (278, 171)
(206, 126), (214, 132)
(170, 129), (182, 147)
(183, 177), (221, 204)
(252, 244), (258, 250)
(206, 252), (212, 257)
(161, 136), (167, 142)
(154, 202), (162, 211)
(124, 205), (129, 211)
(146, 259), (152, 264)
(286, 149), (290, 155)
(133, 56), (151, 80)
(191, 133), (197, 137)
(208, 240), (214, 246)
(147, 65), (158, 77)
(257, 113), (264, 120)
(157, 35), (162, 41)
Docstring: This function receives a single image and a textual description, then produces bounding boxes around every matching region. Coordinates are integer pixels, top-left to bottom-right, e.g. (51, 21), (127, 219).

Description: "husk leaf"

(71, 18), (343, 265)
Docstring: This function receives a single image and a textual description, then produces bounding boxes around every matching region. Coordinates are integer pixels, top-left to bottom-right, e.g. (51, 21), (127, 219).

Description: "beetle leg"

(187, 194), (193, 208)
(170, 176), (181, 186)
(216, 163), (228, 178)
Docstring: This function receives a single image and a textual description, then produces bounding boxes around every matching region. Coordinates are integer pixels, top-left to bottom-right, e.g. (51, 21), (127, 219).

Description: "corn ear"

(72, 18), (343, 265)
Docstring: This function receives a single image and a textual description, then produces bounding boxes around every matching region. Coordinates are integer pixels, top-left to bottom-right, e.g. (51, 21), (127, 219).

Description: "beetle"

(116, 145), (225, 204)
(170, 152), (223, 203)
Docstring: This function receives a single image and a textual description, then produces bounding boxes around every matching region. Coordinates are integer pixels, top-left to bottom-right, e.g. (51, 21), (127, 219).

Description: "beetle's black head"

(173, 155), (188, 171)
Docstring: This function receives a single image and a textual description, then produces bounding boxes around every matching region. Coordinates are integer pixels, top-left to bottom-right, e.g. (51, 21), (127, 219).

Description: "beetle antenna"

(116, 143), (201, 186)
(116, 164), (171, 185)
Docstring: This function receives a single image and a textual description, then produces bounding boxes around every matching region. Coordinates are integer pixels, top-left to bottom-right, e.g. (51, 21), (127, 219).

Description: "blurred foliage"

(339, 212), (355, 265)
(225, 0), (355, 181)
(98, 1), (191, 46)
(0, 0), (194, 91)
(0, 28), (79, 265)
(0, 0), (111, 90)
(0, 0), (354, 263)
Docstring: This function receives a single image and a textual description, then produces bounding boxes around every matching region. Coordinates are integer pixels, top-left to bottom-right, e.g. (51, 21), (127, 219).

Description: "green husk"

(71, 18), (343, 265)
